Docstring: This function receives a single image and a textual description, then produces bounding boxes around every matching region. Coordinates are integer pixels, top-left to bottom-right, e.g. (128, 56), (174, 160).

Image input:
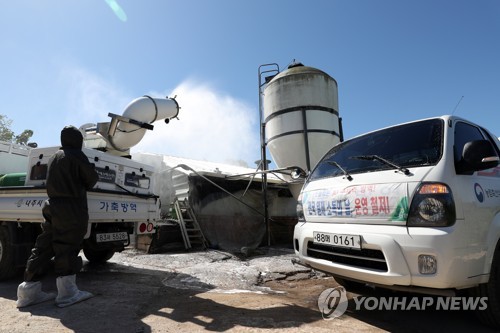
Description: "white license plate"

(96, 232), (128, 243)
(313, 232), (361, 249)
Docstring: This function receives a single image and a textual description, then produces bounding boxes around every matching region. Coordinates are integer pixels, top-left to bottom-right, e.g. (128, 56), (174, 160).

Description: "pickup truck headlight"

(297, 194), (305, 222)
(407, 183), (456, 227)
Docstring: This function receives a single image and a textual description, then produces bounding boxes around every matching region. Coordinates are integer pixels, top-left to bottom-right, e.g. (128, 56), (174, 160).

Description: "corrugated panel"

(133, 152), (286, 183)
(0, 141), (31, 156)
(0, 141), (31, 175)
(132, 152), (290, 204)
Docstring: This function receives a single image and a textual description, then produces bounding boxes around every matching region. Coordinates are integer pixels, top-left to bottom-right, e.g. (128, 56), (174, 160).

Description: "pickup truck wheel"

(0, 226), (16, 280)
(473, 242), (500, 329)
(83, 247), (115, 264)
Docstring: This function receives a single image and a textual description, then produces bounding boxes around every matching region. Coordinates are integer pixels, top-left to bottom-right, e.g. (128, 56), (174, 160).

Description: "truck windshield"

(310, 118), (443, 180)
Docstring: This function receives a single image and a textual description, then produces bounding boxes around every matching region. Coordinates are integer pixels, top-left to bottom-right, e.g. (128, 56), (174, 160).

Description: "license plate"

(96, 232), (128, 243)
(313, 232), (361, 249)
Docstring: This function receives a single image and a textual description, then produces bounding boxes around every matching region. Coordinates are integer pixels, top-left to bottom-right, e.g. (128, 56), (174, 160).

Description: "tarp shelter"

(132, 153), (298, 252)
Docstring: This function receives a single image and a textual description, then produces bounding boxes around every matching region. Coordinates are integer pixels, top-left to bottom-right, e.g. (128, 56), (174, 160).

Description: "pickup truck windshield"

(310, 118), (443, 180)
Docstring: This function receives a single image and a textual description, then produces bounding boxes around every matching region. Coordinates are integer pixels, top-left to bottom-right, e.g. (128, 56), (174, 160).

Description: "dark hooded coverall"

(24, 126), (99, 281)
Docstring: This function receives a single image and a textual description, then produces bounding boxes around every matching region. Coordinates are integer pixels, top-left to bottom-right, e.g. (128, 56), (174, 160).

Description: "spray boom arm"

(84, 95), (180, 155)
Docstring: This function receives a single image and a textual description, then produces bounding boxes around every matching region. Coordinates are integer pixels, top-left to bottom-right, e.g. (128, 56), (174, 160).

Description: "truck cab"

(293, 115), (500, 327)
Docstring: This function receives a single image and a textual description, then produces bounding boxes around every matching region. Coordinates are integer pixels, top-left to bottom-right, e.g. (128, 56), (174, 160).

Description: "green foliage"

(15, 130), (34, 145)
(0, 114), (34, 144)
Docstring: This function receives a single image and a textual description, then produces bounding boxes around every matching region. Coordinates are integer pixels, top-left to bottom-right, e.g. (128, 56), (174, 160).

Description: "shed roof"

(132, 152), (288, 184)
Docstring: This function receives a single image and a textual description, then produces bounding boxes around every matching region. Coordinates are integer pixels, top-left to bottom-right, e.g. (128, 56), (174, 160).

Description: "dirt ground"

(0, 247), (497, 333)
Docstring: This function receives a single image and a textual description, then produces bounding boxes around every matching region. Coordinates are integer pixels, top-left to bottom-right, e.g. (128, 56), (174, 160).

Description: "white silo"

(263, 62), (341, 195)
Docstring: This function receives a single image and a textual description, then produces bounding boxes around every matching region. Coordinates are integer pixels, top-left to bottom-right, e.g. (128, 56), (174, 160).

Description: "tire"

(472, 241), (500, 329)
(0, 226), (17, 280)
(83, 245), (115, 264)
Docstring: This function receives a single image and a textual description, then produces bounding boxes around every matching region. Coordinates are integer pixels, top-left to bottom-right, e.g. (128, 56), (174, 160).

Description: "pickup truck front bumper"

(293, 220), (488, 291)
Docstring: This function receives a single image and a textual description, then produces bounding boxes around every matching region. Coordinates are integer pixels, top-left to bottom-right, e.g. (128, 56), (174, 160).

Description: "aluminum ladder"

(173, 198), (208, 250)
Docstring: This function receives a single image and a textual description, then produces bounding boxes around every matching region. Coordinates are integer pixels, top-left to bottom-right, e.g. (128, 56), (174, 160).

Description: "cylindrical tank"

(263, 63), (341, 183)
(0, 173), (26, 186)
(110, 96), (180, 151)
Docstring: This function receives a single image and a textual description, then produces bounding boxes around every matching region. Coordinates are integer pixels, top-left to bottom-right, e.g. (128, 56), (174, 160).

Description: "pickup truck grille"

(306, 241), (388, 272)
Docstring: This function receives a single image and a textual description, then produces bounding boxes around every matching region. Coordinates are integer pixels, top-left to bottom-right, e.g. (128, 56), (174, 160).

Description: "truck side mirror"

(458, 140), (499, 174)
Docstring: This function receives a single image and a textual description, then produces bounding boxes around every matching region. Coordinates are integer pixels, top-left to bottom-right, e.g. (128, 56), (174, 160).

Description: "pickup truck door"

(453, 120), (500, 276)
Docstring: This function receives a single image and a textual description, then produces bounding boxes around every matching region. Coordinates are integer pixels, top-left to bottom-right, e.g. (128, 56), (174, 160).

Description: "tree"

(15, 130), (34, 145)
(0, 115), (14, 142)
(0, 114), (34, 144)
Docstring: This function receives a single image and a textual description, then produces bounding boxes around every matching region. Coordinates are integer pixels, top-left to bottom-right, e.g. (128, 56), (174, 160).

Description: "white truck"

(0, 96), (180, 280)
(293, 115), (500, 327)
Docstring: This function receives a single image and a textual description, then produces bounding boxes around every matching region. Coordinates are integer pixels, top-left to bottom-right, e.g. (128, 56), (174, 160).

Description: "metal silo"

(263, 63), (341, 179)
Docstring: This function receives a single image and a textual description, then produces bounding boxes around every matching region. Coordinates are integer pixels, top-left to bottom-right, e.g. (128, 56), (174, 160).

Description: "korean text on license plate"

(313, 232), (361, 249)
(96, 232), (128, 243)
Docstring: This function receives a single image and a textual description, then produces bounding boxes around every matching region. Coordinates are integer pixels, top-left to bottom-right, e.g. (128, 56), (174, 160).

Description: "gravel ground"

(0, 247), (497, 333)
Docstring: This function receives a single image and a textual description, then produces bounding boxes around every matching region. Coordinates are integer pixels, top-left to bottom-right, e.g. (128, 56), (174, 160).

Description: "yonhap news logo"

(317, 286), (349, 319)
(317, 287), (488, 319)
(352, 295), (488, 311)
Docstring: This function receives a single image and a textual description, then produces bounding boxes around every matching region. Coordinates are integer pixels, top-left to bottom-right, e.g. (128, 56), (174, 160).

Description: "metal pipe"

(171, 164), (265, 218)
(224, 166), (306, 180)
(301, 107), (312, 172)
(258, 63), (279, 246)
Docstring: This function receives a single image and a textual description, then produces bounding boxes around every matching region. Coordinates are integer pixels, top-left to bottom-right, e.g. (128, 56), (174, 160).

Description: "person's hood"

(60, 125), (83, 149)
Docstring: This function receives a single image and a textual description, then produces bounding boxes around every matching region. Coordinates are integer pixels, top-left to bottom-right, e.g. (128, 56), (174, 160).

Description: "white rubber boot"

(55, 275), (93, 308)
(16, 281), (56, 308)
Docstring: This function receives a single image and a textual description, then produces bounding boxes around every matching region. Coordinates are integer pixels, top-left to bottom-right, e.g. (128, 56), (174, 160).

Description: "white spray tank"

(263, 63), (341, 197)
(82, 95), (180, 156)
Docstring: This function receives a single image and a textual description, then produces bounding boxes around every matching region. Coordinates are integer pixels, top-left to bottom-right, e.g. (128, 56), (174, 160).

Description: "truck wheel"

(0, 226), (17, 280)
(473, 242), (500, 328)
(83, 247), (115, 264)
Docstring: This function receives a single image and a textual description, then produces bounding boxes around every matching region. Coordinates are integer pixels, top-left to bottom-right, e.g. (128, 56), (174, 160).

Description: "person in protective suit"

(16, 125), (99, 308)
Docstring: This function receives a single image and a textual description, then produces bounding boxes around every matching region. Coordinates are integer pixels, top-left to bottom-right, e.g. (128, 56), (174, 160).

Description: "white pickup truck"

(0, 96), (180, 280)
(293, 115), (500, 327)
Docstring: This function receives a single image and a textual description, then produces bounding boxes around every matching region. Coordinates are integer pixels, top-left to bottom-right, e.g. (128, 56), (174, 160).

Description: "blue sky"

(1, 1), (499, 167)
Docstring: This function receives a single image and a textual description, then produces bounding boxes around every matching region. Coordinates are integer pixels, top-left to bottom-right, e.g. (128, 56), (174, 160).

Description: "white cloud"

(134, 80), (260, 167)
(60, 65), (260, 167)
(61, 66), (131, 125)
